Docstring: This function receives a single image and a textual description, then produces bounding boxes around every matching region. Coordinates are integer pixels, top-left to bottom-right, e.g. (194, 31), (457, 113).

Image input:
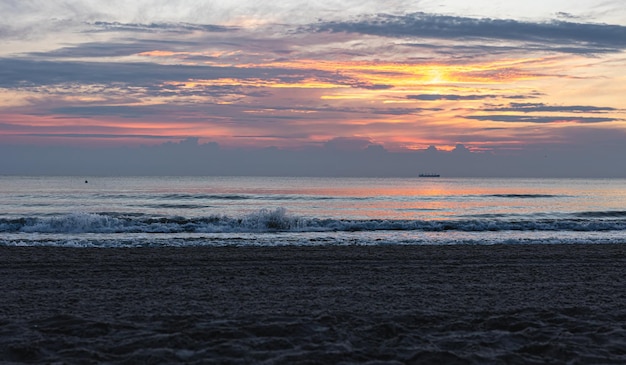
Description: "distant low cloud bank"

(2, 138), (626, 178)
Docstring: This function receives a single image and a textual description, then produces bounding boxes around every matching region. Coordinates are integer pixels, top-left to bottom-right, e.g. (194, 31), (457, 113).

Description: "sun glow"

(265, 59), (547, 87)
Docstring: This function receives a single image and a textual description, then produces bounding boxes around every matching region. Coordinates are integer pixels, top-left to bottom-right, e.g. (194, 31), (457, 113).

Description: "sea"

(1, 176), (625, 248)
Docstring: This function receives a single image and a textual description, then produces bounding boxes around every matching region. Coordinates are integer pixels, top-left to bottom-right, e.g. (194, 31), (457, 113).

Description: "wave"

(118, 193), (342, 201)
(137, 204), (211, 209)
(575, 211), (626, 218)
(2, 208), (626, 234)
(488, 194), (560, 199)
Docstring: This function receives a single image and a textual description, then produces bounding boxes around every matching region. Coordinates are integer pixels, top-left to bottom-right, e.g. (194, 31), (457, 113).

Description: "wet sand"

(1, 244), (625, 364)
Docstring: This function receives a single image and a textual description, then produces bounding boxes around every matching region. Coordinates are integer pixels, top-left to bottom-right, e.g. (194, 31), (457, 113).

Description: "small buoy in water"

(85, 180), (88, 183)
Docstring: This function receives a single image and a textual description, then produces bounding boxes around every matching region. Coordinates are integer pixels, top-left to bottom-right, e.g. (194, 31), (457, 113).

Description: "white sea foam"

(2, 229), (625, 248)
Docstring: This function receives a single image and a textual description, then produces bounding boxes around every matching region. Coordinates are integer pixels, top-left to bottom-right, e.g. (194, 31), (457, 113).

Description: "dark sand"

(1, 244), (625, 364)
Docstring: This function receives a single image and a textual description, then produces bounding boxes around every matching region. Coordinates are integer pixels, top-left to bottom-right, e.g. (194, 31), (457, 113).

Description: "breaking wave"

(2, 208), (626, 234)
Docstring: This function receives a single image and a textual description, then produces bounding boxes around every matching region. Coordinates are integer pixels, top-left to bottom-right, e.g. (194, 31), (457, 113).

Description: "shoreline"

(2, 243), (625, 363)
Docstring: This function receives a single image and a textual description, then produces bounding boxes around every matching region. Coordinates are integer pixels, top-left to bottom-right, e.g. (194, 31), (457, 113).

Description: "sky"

(1, 0), (626, 177)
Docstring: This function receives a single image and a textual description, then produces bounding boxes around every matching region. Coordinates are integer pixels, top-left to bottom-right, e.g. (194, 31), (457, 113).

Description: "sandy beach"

(1, 244), (625, 364)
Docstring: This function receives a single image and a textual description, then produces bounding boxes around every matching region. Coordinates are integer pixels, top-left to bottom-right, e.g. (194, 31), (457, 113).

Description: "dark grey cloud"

(88, 21), (238, 34)
(40, 100), (434, 126)
(465, 115), (618, 123)
(484, 102), (618, 113)
(227, 103), (438, 118)
(28, 40), (200, 58)
(50, 105), (163, 118)
(404, 41), (619, 58)
(408, 94), (527, 101)
(232, 132), (314, 140)
(312, 13), (626, 54)
(371, 107), (441, 115)
(0, 58), (354, 89)
(19, 133), (177, 139)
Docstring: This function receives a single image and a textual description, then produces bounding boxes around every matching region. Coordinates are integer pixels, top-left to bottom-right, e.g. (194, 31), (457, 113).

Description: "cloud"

(408, 94), (527, 101)
(464, 101), (624, 125)
(0, 58), (352, 89)
(400, 41), (621, 59)
(323, 137), (374, 151)
(50, 106), (162, 118)
(555, 12), (580, 20)
(0, 1), (426, 41)
(88, 21), (238, 33)
(465, 115), (618, 124)
(19, 133), (177, 140)
(28, 40), (201, 58)
(484, 103), (618, 113)
(4, 134), (626, 177)
(312, 13), (626, 54)
(1, 4), (625, 176)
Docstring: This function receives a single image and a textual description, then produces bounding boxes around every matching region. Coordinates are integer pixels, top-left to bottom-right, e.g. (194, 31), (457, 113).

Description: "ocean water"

(1, 176), (625, 247)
